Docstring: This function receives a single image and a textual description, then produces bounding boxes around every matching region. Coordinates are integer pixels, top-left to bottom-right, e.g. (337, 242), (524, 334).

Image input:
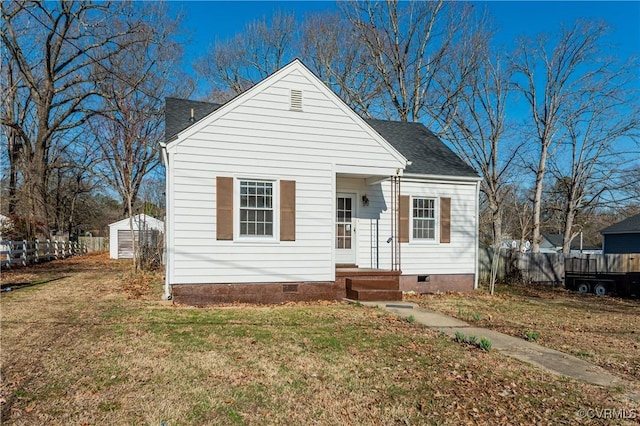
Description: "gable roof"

(109, 214), (164, 231)
(365, 120), (478, 178)
(541, 233), (563, 248)
(541, 233), (601, 251)
(164, 97), (477, 178)
(163, 59), (407, 170)
(600, 213), (640, 235)
(165, 97), (222, 142)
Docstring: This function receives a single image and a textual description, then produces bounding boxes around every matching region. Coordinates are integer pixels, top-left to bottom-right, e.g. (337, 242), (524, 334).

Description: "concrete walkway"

(358, 301), (634, 394)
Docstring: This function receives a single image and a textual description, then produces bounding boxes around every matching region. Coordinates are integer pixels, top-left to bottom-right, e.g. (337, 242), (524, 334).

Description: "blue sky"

(168, 1), (640, 175)
(171, 0), (640, 96)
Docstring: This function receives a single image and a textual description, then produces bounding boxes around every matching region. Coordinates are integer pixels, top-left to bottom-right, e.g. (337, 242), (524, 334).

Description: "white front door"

(336, 193), (356, 265)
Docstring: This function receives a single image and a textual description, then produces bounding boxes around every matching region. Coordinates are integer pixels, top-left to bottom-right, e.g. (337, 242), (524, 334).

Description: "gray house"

(539, 233), (601, 254)
(600, 213), (640, 254)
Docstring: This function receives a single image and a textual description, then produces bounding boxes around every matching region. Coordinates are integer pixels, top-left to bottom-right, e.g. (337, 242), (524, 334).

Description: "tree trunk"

(562, 208), (576, 254)
(531, 143), (549, 253)
(489, 198), (502, 295)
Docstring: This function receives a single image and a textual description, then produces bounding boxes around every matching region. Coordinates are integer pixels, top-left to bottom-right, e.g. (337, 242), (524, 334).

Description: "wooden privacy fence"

(78, 236), (108, 252)
(478, 249), (640, 285)
(0, 240), (87, 269)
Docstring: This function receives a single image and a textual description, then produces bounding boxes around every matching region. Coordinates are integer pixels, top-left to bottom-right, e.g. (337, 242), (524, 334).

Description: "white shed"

(109, 214), (164, 259)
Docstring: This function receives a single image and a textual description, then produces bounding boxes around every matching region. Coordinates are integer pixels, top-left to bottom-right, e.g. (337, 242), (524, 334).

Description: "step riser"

(347, 288), (403, 301)
(346, 278), (399, 291)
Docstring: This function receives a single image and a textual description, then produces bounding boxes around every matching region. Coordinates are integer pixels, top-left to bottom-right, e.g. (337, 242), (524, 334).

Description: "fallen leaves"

(1, 256), (639, 425)
(409, 284), (640, 381)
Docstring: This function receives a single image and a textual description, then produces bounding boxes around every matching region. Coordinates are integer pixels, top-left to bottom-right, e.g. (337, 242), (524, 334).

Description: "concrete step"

(346, 288), (403, 301)
(346, 278), (399, 291)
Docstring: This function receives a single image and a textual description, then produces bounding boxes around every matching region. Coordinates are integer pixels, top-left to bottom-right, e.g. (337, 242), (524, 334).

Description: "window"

(239, 180), (273, 237)
(412, 197), (436, 240)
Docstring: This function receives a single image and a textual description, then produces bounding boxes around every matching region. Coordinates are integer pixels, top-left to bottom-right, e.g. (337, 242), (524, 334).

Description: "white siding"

(167, 64), (406, 284)
(337, 177), (478, 275)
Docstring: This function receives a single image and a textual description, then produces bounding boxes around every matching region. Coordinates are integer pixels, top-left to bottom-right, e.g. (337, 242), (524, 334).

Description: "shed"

(600, 213), (640, 254)
(109, 214), (164, 259)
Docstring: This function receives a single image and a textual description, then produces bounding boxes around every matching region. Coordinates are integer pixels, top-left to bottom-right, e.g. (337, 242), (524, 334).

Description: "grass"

(1, 254), (639, 424)
(524, 329), (541, 342)
(408, 282), (640, 381)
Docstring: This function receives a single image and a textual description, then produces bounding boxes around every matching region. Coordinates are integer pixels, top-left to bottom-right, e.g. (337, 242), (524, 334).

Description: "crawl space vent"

(290, 89), (303, 111)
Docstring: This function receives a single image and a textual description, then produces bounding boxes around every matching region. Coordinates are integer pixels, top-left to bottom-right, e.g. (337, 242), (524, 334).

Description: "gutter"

(474, 180), (480, 290)
(402, 173), (483, 183)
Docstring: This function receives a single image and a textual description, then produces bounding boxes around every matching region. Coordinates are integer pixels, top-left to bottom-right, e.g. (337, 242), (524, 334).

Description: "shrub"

(524, 330), (540, 342)
(479, 337), (492, 351)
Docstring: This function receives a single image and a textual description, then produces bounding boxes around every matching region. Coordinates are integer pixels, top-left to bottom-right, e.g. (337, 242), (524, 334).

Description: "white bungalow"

(161, 60), (481, 305)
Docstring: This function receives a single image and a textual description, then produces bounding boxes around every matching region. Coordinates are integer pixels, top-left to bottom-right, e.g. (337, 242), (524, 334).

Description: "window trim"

(234, 177), (279, 243)
(409, 196), (439, 244)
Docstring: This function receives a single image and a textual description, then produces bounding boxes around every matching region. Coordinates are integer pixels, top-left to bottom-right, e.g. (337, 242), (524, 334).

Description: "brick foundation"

(400, 274), (475, 293)
(171, 273), (474, 306)
(172, 281), (346, 306)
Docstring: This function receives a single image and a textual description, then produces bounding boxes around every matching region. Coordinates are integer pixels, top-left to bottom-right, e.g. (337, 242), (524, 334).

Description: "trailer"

(564, 256), (640, 297)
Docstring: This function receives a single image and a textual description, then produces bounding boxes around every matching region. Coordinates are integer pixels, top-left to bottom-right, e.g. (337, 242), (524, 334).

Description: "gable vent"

(290, 89), (303, 111)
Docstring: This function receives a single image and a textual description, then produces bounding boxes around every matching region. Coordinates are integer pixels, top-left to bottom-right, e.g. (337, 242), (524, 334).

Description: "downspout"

(376, 219), (379, 269)
(474, 180), (480, 290)
(160, 143), (171, 300)
(397, 171), (401, 272)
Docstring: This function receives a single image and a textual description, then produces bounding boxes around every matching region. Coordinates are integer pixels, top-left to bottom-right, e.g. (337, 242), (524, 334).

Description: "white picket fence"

(0, 239), (87, 269)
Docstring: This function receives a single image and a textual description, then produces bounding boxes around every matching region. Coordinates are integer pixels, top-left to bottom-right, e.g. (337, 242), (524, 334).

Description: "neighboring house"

(161, 59), (481, 305)
(539, 233), (602, 254)
(109, 214), (164, 259)
(600, 213), (640, 254)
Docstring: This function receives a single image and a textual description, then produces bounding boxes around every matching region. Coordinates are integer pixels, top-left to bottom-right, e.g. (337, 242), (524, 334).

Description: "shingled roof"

(164, 97), (479, 178)
(365, 119), (478, 178)
(600, 213), (640, 235)
(164, 97), (221, 142)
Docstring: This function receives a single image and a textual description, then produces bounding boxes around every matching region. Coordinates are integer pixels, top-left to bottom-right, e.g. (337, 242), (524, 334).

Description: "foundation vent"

(283, 284), (299, 293)
(290, 89), (303, 111)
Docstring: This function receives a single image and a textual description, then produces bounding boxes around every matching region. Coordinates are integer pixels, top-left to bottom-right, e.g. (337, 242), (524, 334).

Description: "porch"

(336, 266), (402, 301)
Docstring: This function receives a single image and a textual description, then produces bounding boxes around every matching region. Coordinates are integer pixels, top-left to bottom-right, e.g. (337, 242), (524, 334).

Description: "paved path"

(359, 301), (636, 397)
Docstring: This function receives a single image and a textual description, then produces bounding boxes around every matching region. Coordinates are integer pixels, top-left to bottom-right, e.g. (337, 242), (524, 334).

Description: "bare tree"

(0, 56), (30, 217)
(440, 44), (518, 293)
(194, 10), (297, 101)
(300, 11), (383, 118)
(339, 0), (484, 125)
(510, 20), (624, 252)
(90, 3), (190, 269)
(1, 1), (150, 237)
(550, 77), (639, 252)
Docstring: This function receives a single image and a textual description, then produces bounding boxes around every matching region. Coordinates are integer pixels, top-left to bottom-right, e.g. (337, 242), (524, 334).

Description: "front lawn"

(1, 255), (638, 424)
(408, 283), (640, 382)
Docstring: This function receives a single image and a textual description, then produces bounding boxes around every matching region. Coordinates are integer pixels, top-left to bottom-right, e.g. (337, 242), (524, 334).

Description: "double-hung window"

(412, 197), (436, 241)
(239, 180), (273, 237)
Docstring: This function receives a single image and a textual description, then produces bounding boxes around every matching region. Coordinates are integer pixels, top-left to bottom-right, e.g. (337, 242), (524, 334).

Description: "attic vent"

(290, 89), (303, 111)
